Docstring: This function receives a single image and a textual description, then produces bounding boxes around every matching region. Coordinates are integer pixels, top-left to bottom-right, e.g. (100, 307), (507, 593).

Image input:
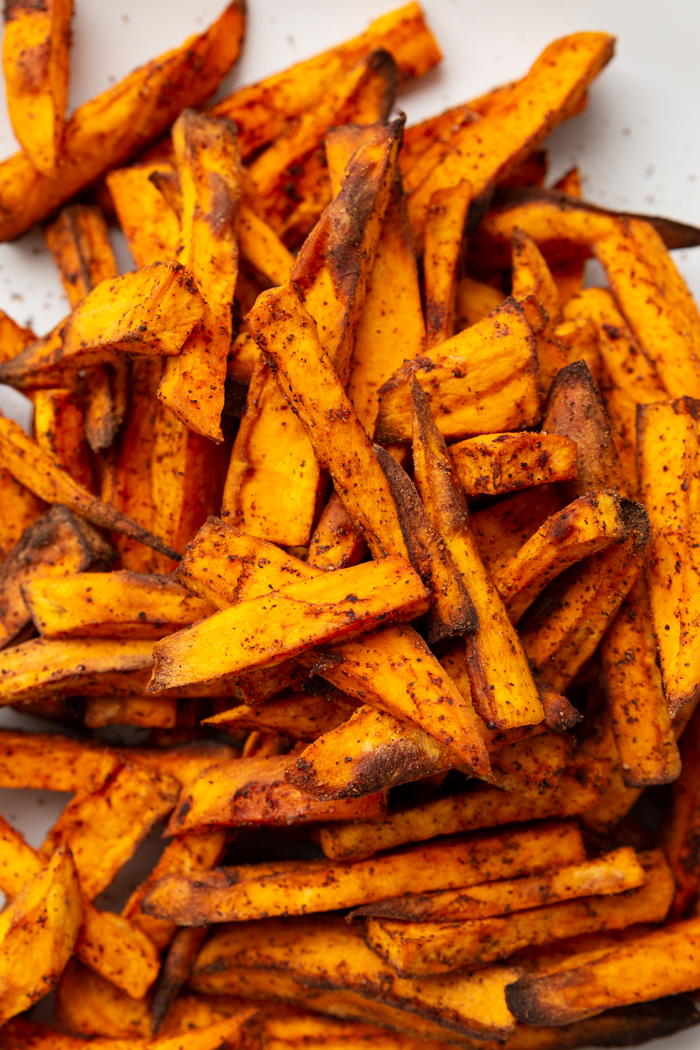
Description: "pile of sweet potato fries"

(0, 2), (699, 1047)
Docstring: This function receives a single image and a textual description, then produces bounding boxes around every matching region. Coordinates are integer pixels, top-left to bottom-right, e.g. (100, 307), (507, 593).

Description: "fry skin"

(2, 0), (72, 177)
(0, 1), (246, 242)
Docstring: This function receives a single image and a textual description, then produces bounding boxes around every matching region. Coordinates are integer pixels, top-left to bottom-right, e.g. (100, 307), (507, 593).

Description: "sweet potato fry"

(107, 162), (180, 269)
(470, 486), (562, 575)
(225, 124), (401, 546)
(601, 574), (681, 787)
(287, 703), (462, 799)
(84, 696), (179, 729)
(0, 416), (181, 560)
(449, 432), (577, 498)
(0, 262), (203, 390)
(144, 822), (583, 925)
(2, 0), (72, 177)
(55, 958), (151, 1038)
(320, 756), (608, 860)
(660, 708), (700, 918)
(23, 570), (213, 640)
(376, 296), (543, 444)
(400, 103), (477, 177)
(122, 829), (228, 951)
(158, 111), (240, 442)
(541, 360), (623, 500)
(594, 217), (700, 399)
(423, 181), (471, 347)
(354, 847), (645, 922)
(0, 2), (246, 242)
(0, 730), (118, 792)
(347, 180), (425, 434)
(366, 850), (667, 978)
(150, 926), (209, 1036)
(149, 556), (428, 692)
(192, 915), (518, 1042)
(638, 397), (700, 715)
(512, 226), (563, 326)
(213, 2), (440, 159)
(563, 288), (666, 495)
(112, 741), (239, 789)
(376, 446), (477, 642)
(410, 379), (545, 730)
(505, 914), (700, 1026)
(406, 33), (615, 248)
(203, 692), (349, 741)
(493, 490), (627, 624)
(485, 732), (575, 797)
(554, 316), (602, 382)
(520, 500), (650, 692)
(39, 763), (179, 899)
(244, 283), (408, 560)
(33, 388), (96, 490)
(307, 492), (368, 571)
(455, 275), (505, 329)
(165, 753), (385, 836)
(0, 506), (113, 650)
(0, 847), (82, 1025)
(43, 204), (124, 453)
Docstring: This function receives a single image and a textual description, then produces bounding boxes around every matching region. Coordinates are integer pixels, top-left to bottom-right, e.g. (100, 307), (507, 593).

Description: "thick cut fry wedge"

(76, 904), (160, 1001)
(493, 491), (626, 624)
(542, 360), (622, 500)
(224, 126), (401, 547)
(0, 506), (114, 650)
(512, 227), (562, 326)
(638, 397), (700, 715)
(0, 263), (203, 389)
(158, 111), (240, 442)
(2, 0), (72, 177)
(564, 288), (665, 495)
(471, 486), (562, 575)
(554, 316), (601, 382)
(0, 730), (118, 792)
(149, 556), (428, 692)
(203, 693), (348, 741)
(192, 916), (518, 1043)
(43, 204), (123, 453)
(0, 814), (44, 900)
(107, 162), (180, 269)
(149, 926), (208, 1036)
(601, 574), (681, 787)
(406, 34), (615, 249)
(0, 847), (82, 1026)
(366, 850), (668, 978)
(455, 275), (505, 329)
(410, 380), (544, 731)
(449, 433), (577, 498)
(485, 732), (574, 797)
(144, 822), (583, 926)
(122, 829), (228, 952)
(320, 758), (609, 861)
(0, 637), (154, 705)
(55, 958), (150, 1038)
(112, 741), (239, 789)
(84, 696), (178, 729)
(287, 703), (461, 800)
(423, 181), (472, 348)
(505, 914), (700, 1026)
(353, 848), (645, 922)
(213, 3), (441, 159)
(33, 388), (95, 490)
(39, 764), (179, 900)
(661, 708), (700, 918)
(376, 446), (477, 643)
(244, 284), (408, 560)
(347, 179), (425, 434)
(401, 102), (478, 176)
(0, 416), (181, 560)
(595, 217), (700, 399)
(0, 2), (246, 242)
(165, 754), (385, 836)
(174, 519), (490, 773)
(520, 500), (650, 693)
(375, 296), (543, 444)
(307, 492), (368, 571)
(23, 571), (213, 640)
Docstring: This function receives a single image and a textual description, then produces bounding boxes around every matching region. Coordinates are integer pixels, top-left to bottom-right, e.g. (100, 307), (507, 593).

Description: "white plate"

(0, 2), (699, 1042)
